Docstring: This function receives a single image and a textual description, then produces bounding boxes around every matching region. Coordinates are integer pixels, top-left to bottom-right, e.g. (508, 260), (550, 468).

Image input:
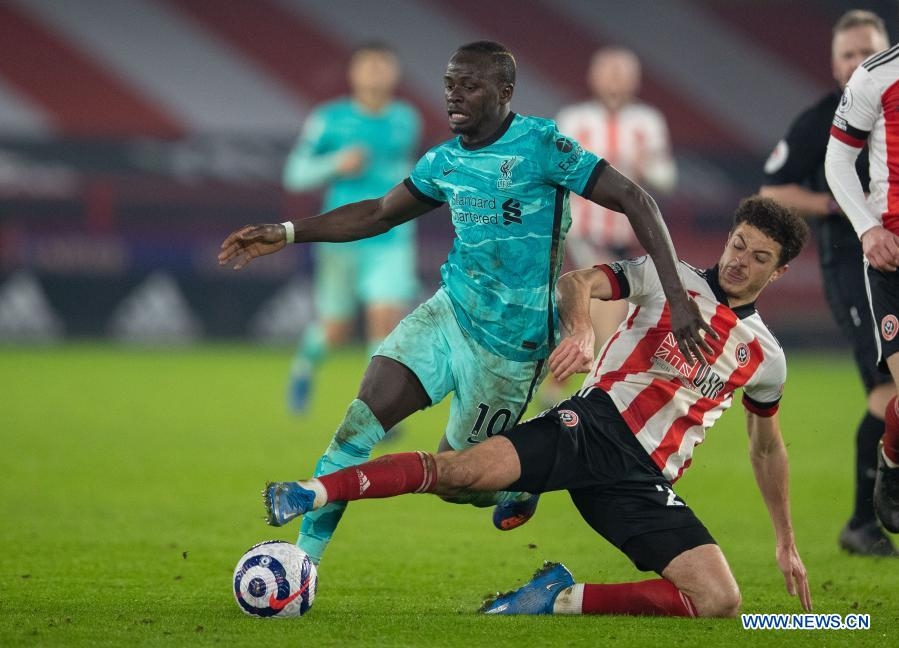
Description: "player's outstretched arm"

(218, 182), (434, 270)
(746, 411), (812, 611)
(587, 165), (714, 362)
(550, 268), (611, 381)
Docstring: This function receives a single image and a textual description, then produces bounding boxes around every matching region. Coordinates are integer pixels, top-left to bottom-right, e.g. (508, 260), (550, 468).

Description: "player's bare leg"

(660, 544), (741, 617)
(268, 436), (521, 525)
(365, 302), (409, 442)
(433, 434), (539, 528)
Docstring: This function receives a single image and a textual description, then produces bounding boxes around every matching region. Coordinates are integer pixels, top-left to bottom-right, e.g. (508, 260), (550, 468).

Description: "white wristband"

(280, 221), (295, 244)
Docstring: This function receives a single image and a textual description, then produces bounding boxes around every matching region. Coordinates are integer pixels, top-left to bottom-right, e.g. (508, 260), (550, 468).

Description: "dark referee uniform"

(763, 90), (888, 393)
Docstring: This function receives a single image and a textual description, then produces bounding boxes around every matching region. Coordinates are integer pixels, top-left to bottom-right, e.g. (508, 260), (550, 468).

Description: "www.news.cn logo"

(741, 613), (870, 631)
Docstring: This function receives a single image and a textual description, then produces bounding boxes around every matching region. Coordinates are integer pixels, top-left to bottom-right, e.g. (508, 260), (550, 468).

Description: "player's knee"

(693, 581), (742, 618)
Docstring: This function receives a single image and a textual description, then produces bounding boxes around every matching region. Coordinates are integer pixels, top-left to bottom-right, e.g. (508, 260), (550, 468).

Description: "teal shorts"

(314, 241), (418, 320)
(376, 288), (547, 449)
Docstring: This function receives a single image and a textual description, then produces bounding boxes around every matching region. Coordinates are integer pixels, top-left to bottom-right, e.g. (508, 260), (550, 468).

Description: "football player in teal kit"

(219, 41), (711, 566)
(282, 43), (421, 413)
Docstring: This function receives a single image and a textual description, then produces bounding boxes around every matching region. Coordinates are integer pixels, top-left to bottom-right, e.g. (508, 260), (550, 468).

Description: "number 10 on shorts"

(466, 403), (513, 444)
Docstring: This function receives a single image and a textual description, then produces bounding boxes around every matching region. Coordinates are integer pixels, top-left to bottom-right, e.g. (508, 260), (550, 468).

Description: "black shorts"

(498, 389), (715, 573)
(820, 245), (890, 391)
(866, 264), (899, 373)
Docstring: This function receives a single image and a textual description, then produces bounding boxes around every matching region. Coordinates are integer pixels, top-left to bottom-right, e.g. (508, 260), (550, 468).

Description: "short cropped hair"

(731, 196), (810, 266)
(454, 41), (516, 86)
(833, 10), (888, 40)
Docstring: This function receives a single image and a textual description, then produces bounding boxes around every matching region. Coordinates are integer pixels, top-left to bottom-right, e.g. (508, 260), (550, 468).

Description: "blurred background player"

(827, 29), (899, 540)
(556, 46), (677, 349)
(761, 10), (896, 556)
(283, 42), (422, 413)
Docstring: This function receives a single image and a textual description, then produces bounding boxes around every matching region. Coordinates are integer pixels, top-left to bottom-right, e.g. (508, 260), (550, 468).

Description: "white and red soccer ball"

(233, 541), (317, 618)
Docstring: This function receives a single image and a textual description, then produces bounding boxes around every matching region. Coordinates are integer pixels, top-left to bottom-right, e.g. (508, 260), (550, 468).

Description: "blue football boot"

(264, 481), (315, 527)
(493, 493), (540, 530)
(480, 561), (574, 615)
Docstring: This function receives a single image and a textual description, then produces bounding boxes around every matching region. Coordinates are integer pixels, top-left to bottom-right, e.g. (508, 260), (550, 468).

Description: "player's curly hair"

(731, 196), (810, 266)
(454, 41), (516, 86)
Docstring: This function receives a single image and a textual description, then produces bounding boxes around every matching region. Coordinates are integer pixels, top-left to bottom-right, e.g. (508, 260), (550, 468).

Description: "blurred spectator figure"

(540, 47), (676, 406)
(556, 47), (677, 348)
(283, 42), (422, 413)
(762, 10), (896, 556)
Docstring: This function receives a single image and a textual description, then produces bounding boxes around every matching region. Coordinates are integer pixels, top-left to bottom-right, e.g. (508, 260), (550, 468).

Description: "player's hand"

(337, 147), (367, 176)
(776, 540), (812, 612)
(217, 223), (288, 270)
(549, 328), (595, 381)
(667, 293), (716, 364)
(861, 226), (899, 272)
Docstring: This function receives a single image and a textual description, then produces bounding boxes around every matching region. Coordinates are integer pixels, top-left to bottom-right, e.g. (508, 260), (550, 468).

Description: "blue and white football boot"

(479, 561), (574, 615)
(264, 481), (316, 527)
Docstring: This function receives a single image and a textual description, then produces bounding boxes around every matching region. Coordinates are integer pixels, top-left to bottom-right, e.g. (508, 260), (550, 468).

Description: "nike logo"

(268, 576), (312, 611)
(442, 166), (456, 176)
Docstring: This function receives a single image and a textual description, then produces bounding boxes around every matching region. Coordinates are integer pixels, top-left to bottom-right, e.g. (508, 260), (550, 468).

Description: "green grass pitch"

(2, 344), (898, 646)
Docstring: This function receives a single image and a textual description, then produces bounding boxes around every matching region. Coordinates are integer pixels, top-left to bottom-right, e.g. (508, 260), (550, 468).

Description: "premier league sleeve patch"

(838, 86), (853, 114)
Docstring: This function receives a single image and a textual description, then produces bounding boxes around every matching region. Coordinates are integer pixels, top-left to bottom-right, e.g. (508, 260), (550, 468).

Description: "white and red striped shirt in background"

(579, 256), (784, 482)
(556, 101), (676, 265)
(827, 43), (899, 237)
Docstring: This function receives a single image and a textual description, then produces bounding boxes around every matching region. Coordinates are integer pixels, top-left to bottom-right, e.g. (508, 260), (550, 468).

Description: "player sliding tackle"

(265, 197), (813, 618)
(220, 41), (711, 567)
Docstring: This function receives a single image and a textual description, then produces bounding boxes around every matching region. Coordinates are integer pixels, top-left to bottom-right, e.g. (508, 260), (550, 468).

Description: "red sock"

(581, 579), (696, 617)
(883, 397), (899, 464)
(317, 452), (437, 502)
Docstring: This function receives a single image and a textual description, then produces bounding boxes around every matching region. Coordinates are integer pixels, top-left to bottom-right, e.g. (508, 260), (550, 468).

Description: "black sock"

(849, 412), (884, 529)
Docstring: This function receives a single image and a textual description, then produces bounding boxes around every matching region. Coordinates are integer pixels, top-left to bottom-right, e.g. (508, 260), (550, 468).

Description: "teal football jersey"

(286, 98), (421, 246)
(405, 113), (605, 361)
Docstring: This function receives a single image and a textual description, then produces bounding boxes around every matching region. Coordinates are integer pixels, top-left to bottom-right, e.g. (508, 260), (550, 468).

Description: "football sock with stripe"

(313, 451), (437, 503)
(553, 580), (696, 617)
(298, 399), (386, 563)
(882, 396), (899, 467)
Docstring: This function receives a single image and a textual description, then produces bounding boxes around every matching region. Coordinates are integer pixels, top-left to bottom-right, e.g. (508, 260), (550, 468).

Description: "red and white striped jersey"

(556, 101), (676, 256)
(829, 44), (899, 235)
(579, 256), (785, 482)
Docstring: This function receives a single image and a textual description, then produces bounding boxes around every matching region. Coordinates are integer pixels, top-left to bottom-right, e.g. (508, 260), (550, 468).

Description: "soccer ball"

(233, 540), (317, 618)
